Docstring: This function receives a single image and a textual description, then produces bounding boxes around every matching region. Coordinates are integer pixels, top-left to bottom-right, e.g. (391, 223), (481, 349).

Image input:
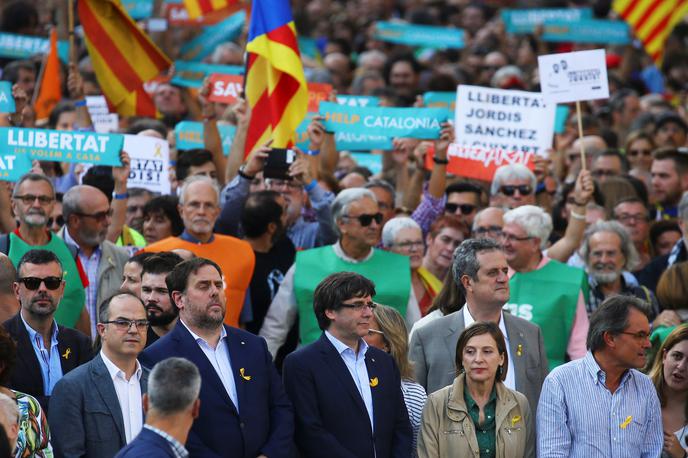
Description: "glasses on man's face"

(499, 232), (532, 243)
(13, 194), (54, 205)
(101, 318), (150, 331)
(343, 212), (383, 227)
(618, 330), (650, 342)
(74, 209), (113, 222)
(339, 302), (377, 311)
(627, 149), (652, 158)
(17, 276), (62, 290)
(395, 240), (424, 251)
(615, 213), (648, 224)
(499, 185), (532, 197)
(47, 215), (65, 227)
(474, 226), (503, 238)
(445, 203), (477, 215)
(591, 169), (617, 178)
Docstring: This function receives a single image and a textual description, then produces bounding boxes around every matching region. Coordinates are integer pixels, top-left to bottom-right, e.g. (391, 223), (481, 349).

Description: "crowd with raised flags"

(3, 0), (688, 456)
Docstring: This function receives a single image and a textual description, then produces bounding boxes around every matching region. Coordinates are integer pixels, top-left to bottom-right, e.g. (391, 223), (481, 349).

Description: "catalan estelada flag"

(183, 0), (237, 20)
(78, 0), (171, 117)
(613, 0), (688, 64)
(34, 28), (61, 123)
(244, 0), (308, 157)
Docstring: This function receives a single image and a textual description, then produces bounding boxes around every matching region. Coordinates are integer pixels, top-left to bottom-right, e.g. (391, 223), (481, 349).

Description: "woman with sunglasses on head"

(364, 304), (427, 456)
(417, 322), (534, 458)
(625, 130), (655, 175)
(649, 324), (688, 458)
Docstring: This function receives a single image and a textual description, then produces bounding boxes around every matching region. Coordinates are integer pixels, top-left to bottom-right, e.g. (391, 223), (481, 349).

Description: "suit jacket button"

(240, 422), (245, 428)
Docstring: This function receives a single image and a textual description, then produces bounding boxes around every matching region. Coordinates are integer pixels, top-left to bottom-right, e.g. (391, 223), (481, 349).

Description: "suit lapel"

(504, 315), (527, 392)
(365, 351), (380, 436)
(443, 310), (465, 362)
(90, 355), (126, 443)
(318, 335), (369, 418)
(57, 326), (76, 373)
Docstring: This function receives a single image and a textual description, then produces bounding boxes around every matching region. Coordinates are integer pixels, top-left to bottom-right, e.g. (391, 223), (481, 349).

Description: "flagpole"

(68, 0), (76, 64)
(575, 100), (586, 170)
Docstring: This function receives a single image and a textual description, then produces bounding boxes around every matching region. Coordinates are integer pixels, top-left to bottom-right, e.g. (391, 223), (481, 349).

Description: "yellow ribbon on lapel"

(239, 368), (251, 381)
(62, 348), (71, 359)
(369, 377), (378, 387)
(511, 415), (521, 427)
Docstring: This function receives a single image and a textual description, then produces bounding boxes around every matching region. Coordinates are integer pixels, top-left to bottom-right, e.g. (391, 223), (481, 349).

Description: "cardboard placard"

(307, 83), (333, 113)
(124, 134), (171, 194)
(538, 49), (609, 103)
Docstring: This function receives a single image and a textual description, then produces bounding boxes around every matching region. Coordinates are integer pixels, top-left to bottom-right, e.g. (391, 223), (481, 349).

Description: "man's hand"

(435, 122), (454, 158)
(288, 148), (312, 185)
(306, 116), (326, 150)
(572, 169), (593, 205)
(654, 310), (682, 329)
(244, 144), (270, 177)
(233, 97), (250, 127)
(113, 151), (131, 191)
(67, 63), (85, 100)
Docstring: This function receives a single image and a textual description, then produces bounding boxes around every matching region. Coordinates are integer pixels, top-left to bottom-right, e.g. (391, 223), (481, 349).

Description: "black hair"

(143, 195), (184, 237)
(165, 258), (223, 298)
(0, 1), (38, 34)
(126, 119), (168, 139)
(16, 249), (62, 280)
(313, 272), (376, 331)
(141, 252), (184, 277)
(48, 101), (77, 130)
(176, 149), (214, 182)
(587, 295), (650, 352)
(241, 190), (283, 238)
(127, 252), (156, 267)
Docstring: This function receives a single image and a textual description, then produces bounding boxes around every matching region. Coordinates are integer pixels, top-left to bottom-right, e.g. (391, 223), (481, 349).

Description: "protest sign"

(295, 116), (392, 152)
(501, 8), (592, 34)
(351, 153), (382, 175)
(308, 83), (333, 113)
(538, 49), (609, 104)
(451, 85), (554, 181)
(0, 151), (32, 182)
(554, 105), (570, 134)
(0, 82), (15, 113)
(178, 10), (246, 61)
(319, 102), (447, 139)
(0, 32), (69, 61)
(124, 135), (171, 194)
(123, 0), (154, 20)
(208, 74), (244, 104)
(336, 95), (380, 108)
(424, 92), (456, 118)
(171, 61), (243, 88)
(0, 127), (124, 166)
(542, 19), (630, 45)
(86, 96), (119, 133)
(374, 22), (464, 49)
(175, 121), (236, 156)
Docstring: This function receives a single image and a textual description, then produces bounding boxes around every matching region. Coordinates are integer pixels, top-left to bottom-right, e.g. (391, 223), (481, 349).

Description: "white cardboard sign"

(123, 134), (171, 195)
(86, 96), (119, 133)
(538, 49), (609, 103)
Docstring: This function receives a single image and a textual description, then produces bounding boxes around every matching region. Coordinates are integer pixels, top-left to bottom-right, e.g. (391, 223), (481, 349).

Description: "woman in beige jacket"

(417, 322), (535, 458)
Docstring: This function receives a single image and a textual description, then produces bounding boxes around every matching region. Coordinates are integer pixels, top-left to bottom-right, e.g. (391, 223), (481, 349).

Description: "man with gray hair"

(409, 238), (548, 412)
(115, 357), (201, 457)
(501, 205), (589, 370)
(260, 188), (418, 357)
(0, 392), (19, 455)
(580, 221), (658, 316)
(490, 164), (537, 209)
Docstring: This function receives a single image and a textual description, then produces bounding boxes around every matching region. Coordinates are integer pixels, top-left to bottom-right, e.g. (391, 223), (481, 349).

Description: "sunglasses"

(47, 215), (65, 227)
(445, 203), (477, 214)
(344, 212), (383, 227)
(627, 149), (652, 158)
(13, 194), (54, 205)
(499, 185), (532, 196)
(74, 209), (113, 222)
(17, 276), (62, 290)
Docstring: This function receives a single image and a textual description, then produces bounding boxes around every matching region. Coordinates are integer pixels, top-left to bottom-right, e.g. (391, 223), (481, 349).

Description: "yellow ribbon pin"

(239, 368), (251, 381)
(620, 416), (632, 429)
(369, 377), (379, 387)
(62, 348), (71, 359)
(511, 415), (521, 427)
(516, 344), (523, 357)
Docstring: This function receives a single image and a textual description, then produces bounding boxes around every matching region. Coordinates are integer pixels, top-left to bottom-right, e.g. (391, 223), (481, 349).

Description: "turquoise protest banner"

(179, 10), (246, 61)
(0, 152), (31, 182)
(424, 92), (456, 119)
(501, 8), (592, 34)
(374, 22), (464, 49)
(298, 37), (321, 62)
(0, 82), (15, 113)
(175, 121), (236, 156)
(0, 33), (69, 61)
(319, 102), (448, 139)
(295, 115), (392, 151)
(336, 95), (380, 107)
(351, 153), (382, 175)
(543, 19), (630, 45)
(123, 0), (154, 19)
(171, 61), (243, 88)
(554, 105), (570, 134)
(0, 127), (123, 166)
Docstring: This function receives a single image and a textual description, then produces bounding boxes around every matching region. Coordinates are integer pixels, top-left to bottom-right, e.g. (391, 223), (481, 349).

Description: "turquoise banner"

(179, 10), (246, 61)
(0, 82), (15, 113)
(0, 33), (69, 62)
(319, 102), (448, 139)
(171, 61), (243, 88)
(554, 105), (570, 134)
(0, 127), (123, 166)
(423, 92), (456, 119)
(374, 22), (464, 49)
(351, 152), (382, 175)
(0, 152), (31, 182)
(295, 115), (392, 152)
(543, 19), (630, 45)
(298, 37), (321, 62)
(175, 121), (236, 156)
(501, 8), (592, 34)
(336, 95), (380, 108)
(123, 0), (154, 20)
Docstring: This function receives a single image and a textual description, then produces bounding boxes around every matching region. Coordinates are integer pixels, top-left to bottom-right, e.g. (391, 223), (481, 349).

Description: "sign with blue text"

(542, 19), (630, 45)
(0, 151), (32, 182)
(124, 134), (171, 194)
(374, 22), (464, 49)
(501, 8), (592, 34)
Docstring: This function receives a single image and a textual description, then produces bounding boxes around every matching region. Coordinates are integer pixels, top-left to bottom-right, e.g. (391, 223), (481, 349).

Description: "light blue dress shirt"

(325, 330), (374, 431)
(537, 351), (663, 458)
(21, 315), (63, 395)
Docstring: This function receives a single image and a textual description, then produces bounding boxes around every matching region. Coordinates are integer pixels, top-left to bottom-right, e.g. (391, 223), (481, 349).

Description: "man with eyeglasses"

(59, 184), (130, 339)
(282, 272), (412, 458)
(2, 173), (90, 335)
(443, 182), (482, 228)
(591, 149), (628, 183)
(613, 198), (652, 270)
(3, 249), (92, 412)
(490, 164), (537, 209)
(50, 291), (150, 458)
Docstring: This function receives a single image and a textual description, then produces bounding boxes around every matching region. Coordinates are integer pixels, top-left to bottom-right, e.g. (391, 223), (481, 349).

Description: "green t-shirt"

(464, 384), (497, 458)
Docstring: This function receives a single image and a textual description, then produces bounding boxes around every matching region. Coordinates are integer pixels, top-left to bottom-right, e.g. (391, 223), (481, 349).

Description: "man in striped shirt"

(536, 295), (662, 457)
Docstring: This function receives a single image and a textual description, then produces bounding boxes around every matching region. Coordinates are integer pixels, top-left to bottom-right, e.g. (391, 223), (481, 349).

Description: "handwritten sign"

(86, 96), (119, 133)
(124, 135), (171, 194)
(538, 49), (609, 103)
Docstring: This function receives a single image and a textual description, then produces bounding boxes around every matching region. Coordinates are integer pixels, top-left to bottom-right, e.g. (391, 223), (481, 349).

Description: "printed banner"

(0, 82), (15, 113)
(175, 121), (236, 156)
(501, 8), (592, 34)
(374, 21), (464, 49)
(0, 127), (124, 166)
(444, 143), (536, 182)
(123, 0), (154, 20)
(208, 74), (244, 104)
(295, 115), (392, 151)
(424, 92), (456, 119)
(554, 105), (570, 134)
(171, 61), (243, 88)
(336, 95), (380, 107)
(319, 102), (447, 139)
(307, 83), (332, 113)
(298, 37), (321, 61)
(0, 32), (69, 61)
(86, 96), (119, 133)
(0, 151), (32, 182)
(178, 10), (246, 61)
(542, 19), (630, 45)
(351, 152), (382, 175)
(538, 49), (609, 103)
(124, 134), (171, 194)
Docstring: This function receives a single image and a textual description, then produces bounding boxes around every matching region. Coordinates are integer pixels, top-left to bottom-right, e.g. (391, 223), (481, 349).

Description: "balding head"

(572, 135), (607, 156)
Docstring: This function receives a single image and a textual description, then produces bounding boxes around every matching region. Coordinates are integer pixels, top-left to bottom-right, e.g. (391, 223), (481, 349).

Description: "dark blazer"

(3, 312), (92, 412)
(115, 427), (176, 458)
(139, 321), (293, 458)
(282, 333), (412, 458)
(49, 353), (149, 458)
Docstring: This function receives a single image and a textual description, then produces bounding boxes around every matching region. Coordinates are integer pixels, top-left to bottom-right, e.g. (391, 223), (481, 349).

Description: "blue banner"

(175, 121), (236, 156)
(501, 8), (592, 34)
(542, 19), (631, 45)
(423, 92), (456, 119)
(0, 151), (32, 182)
(171, 61), (243, 88)
(123, 0), (154, 20)
(554, 105), (570, 134)
(179, 10), (246, 61)
(319, 102), (448, 139)
(295, 115), (392, 152)
(336, 95), (380, 108)
(351, 152), (382, 175)
(298, 37), (321, 62)
(0, 33), (69, 62)
(0, 127), (123, 166)
(0, 82), (15, 113)
(374, 22), (464, 49)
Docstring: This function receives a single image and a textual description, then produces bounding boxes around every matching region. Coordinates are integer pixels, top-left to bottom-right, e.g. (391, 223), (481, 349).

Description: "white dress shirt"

(100, 351), (143, 443)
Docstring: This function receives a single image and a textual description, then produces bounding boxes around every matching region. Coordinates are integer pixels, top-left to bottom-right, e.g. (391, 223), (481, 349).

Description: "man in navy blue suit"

(282, 272), (412, 458)
(140, 257), (293, 458)
(116, 357), (201, 458)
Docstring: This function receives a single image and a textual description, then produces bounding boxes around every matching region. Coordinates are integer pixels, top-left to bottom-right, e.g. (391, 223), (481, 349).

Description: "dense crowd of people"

(1, 0), (688, 457)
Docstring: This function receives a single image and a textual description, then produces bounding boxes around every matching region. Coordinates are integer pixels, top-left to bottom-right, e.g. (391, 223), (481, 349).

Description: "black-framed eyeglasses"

(47, 215), (65, 227)
(17, 276), (62, 290)
(101, 318), (150, 331)
(13, 194), (54, 205)
(339, 302), (377, 311)
(445, 203), (477, 214)
(474, 226), (503, 237)
(627, 149), (652, 158)
(499, 185), (532, 197)
(343, 212), (383, 227)
(618, 331), (650, 342)
(615, 213), (649, 224)
(74, 209), (113, 222)
(499, 233), (533, 243)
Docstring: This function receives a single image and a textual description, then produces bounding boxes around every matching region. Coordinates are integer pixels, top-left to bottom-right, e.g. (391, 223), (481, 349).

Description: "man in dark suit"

(282, 272), (412, 458)
(116, 357), (200, 458)
(50, 292), (150, 458)
(140, 257), (293, 458)
(409, 238), (549, 412)
(3, 249), (91, 411)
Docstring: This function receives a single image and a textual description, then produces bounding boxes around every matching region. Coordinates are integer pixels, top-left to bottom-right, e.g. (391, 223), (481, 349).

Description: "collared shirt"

(143, 425), (189, 458)
(63, 227), (101, 339)
(536, 352), (663, 458)
(463, 306), (515, 391)
(20, 315), (63, 395)
(464, 384), (497, 458)
(179, 230), (215, 244)
(324, 330), (374, 431)
(180, 320), (238, 410)
(100, 351), (144, 444)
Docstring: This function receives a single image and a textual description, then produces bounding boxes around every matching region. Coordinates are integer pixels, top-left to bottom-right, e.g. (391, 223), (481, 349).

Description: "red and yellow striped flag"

(34, 28), (61, 122)
(78, 0), (171, 117)
(244, 0), (307, 158)
(614, 0), (688, 64)
(183, 0), (237, 20)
